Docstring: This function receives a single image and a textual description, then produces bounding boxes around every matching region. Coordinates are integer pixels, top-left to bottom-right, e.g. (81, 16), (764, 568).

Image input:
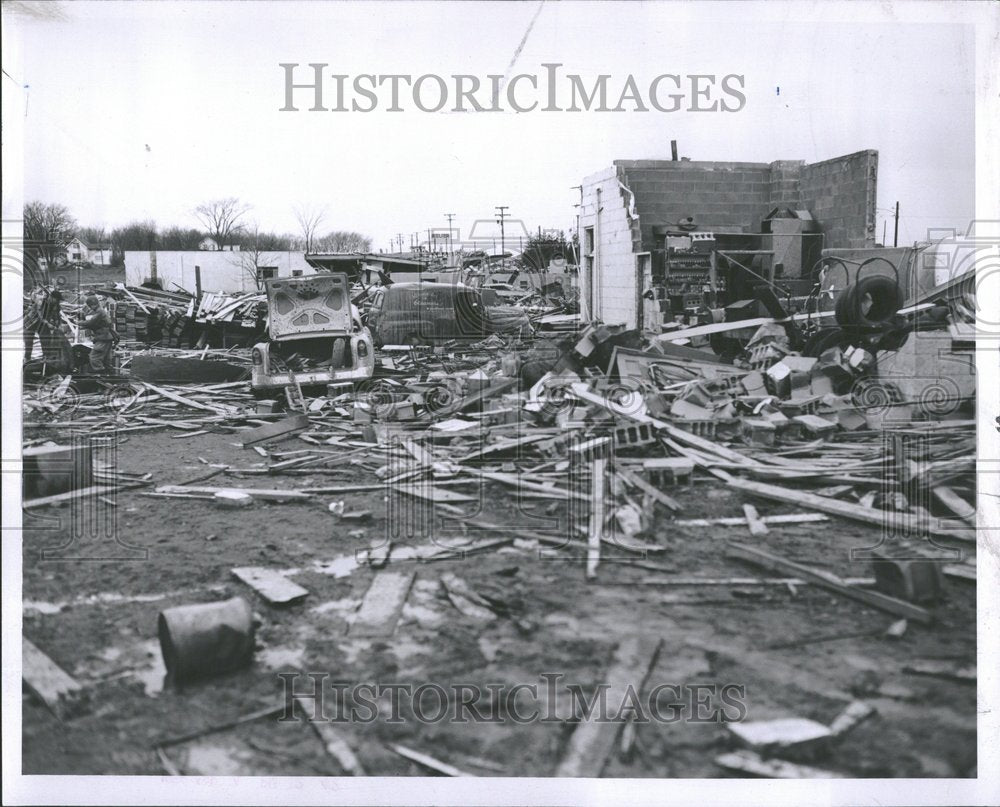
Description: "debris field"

(21, 275), (977, 779)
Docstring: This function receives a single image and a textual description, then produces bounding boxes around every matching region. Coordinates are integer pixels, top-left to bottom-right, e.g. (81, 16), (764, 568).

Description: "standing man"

(79, 295), (118, 375)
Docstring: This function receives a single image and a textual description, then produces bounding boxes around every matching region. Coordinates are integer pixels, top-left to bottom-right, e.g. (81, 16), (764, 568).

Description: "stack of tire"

(834, 275), (903, 328)
(803, 275), (903, 357)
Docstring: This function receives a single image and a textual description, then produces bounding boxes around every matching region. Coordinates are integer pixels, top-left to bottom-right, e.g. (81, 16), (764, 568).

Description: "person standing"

(79, 295), (118, 375)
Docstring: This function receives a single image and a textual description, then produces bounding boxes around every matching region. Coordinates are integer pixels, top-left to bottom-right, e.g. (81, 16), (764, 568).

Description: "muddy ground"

(22, 426), (976, 778)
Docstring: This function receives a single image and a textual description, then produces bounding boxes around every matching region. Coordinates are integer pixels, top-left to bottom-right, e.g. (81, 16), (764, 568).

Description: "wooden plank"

(656, 309), (837, 342)
(387, 743), (475, 777)
(719, 471), (974, 542)
(298, 700), (366, 775)
(440, 573), (496, 621)
(22, 638), (86, 719)
(350, 571), (415, 637)
(675, 513), (828, 527)
(240, 413), (311, 446)
(715, 750), (845, 779)
(23, 484), (120, 509)
(435, 376), (517, 417)
(726, 541), (933, 623)
(395, 484), (479, 503)
(156, 484), (310, 502)
(142, 382), (237, 415)
(232, 567), (309, 605)
(477, 470), (589, 502)
(587, 458), (605, 579)
(617, 468), (680, 512)
(555, 636), (662, 777)
(742, 504), (769, 536)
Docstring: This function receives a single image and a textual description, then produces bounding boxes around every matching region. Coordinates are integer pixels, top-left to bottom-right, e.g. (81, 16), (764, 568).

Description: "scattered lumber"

(22, 638), (86, 719)
(240, 413), (311, 446)
(616, 468), (680, 512)
(715, 750), (845, 779)
(555, 636), (663, 777)
(726, 541), (934, 623)
(718, 471), (974, 542)
(296, 698), (366, 776)
(440, 573), (496, 621)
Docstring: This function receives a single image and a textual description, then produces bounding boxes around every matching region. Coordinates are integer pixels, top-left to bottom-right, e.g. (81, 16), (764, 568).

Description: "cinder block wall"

(614, 160), (774, 250)
(581, 150), (878, 328)
(579, 167), (641, 326)
(800, 150), (879, 249)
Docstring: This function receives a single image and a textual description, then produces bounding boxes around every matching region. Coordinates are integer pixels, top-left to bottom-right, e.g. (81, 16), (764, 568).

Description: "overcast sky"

(3, 0), (976, 250)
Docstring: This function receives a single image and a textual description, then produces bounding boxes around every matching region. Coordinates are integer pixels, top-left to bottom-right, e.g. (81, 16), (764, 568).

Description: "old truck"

(365, 281), (530, 347)
(250, 273), (375, 395)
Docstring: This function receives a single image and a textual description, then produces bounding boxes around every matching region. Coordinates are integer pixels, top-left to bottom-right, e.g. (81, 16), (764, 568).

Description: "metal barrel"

(157, 596), (255, 683)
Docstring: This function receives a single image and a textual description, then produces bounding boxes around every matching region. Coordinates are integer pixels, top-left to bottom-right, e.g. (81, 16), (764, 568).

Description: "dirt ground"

(22, 426), (976, 778)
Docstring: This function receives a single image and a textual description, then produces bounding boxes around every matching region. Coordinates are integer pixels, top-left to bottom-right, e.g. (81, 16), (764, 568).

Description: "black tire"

(835, 276), (902, 327)
(802, 326), (852, 357)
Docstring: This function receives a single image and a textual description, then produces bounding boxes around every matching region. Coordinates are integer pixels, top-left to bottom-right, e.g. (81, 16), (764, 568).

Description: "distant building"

(578, 149), (878, 329)
(64, 236), (113, 266)
(123, 250), (312, 294)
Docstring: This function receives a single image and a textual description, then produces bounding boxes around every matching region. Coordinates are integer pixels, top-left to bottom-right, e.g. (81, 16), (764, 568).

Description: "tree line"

(22, 199), (372, 268)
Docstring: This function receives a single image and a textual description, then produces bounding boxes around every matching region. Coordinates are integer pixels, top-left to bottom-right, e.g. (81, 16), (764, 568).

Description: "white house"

(197, 237), (241, 252)
(123, 250), (314, 294)
(64, 237), (113, 266)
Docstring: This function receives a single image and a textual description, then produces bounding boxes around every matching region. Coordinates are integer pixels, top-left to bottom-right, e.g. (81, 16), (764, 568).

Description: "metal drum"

(157, 596), (255, 683)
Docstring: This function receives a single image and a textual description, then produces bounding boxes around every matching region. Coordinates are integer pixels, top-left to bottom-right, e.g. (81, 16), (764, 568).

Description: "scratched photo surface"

(4, 1), (995, 803)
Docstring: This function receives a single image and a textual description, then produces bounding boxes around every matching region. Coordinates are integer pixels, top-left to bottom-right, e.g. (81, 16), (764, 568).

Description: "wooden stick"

(155, 703), (285, 748)
(387, 743), (475, 777)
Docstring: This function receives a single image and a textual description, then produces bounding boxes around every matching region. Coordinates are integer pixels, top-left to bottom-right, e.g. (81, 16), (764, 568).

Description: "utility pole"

(396, 233), (404, 254)
(893, 201), (900, 248)
(444, 213), (455, 262)
(495, 205), (509, 268)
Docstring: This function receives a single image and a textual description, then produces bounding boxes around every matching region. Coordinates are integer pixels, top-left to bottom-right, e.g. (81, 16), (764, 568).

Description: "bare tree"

(193, 198), (250, 250)
(293, 204), (327, 254)
(77, 225), (108, 247)
(235, 223), (278, 291)
(23, 201), (77, 270)
(315, 230), (372, 253)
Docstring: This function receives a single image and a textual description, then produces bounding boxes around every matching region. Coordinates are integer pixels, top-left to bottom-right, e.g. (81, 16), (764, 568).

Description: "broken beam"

(726, 541), (933, 623)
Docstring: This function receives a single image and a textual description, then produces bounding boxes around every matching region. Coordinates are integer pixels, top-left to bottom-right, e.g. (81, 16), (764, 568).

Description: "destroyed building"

(578, 149), (879, 329)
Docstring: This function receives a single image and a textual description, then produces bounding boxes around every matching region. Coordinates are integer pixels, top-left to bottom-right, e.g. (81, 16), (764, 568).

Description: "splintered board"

(240, 413), (311, 446)
(349, 571), (415, 637)
(23, 638), (86, 719)
(554, 636), (663, 777)
(231, 567), (309, 605)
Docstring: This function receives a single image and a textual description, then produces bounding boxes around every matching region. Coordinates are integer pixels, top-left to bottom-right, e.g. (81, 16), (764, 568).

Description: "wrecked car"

(365, 282), (530, 346)
(251, 273), (374, 395)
